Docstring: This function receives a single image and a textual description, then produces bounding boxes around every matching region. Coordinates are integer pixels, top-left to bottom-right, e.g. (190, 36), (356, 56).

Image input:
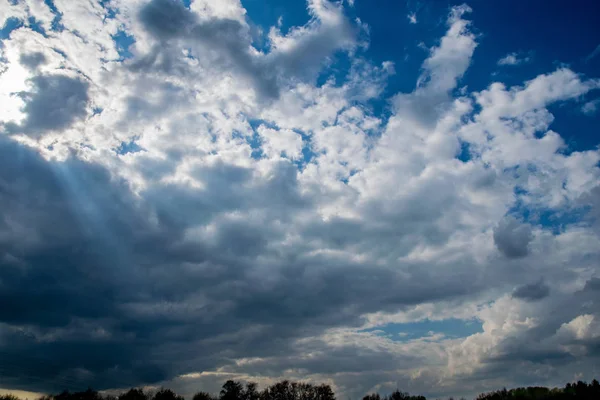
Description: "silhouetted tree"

(0, 395), (20, 400)
(6, 376), (599, 400)
(119, 389), (149, 400)
(475, 379), (600, 400)
(193, 392), (217, 400)
(362, 394), (381, 400)
(152, 388), (183, 400)
(263, 380), (291, 400)
(313, 384), (335, 400)
(363, 390), (424, 400)
(221, 380), (245, 400)
(244, 383), (260, 400)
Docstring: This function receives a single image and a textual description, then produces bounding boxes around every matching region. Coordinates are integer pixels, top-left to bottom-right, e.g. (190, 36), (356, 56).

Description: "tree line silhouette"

(1, 378), (599, 400)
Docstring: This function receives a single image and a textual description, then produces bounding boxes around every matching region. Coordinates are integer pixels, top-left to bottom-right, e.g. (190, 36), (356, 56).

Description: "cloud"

(0, 1), (600, 399)
(497, 52), (531, 66)
(3, 73), (89, 137)
(391, 4), (476, 126)
(474, 68), (600, 123)
(512, 279), (550, 301)
(493, 217), (533, 259)
(407, 12), (417, 24)
(19, 52), (47, 70)
(257, 125), (304, 160)
(581, 99), (599, 115)
(134, 0), (359, 100)
(584, 277), (600, 292)
(418, 4), (475, 92)
(138, 0), (198, 40)
(585, 44), (600, 63)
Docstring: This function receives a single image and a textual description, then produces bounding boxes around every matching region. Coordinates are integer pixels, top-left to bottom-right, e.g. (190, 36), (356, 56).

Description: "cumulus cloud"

(133, 0), (359, 100)
(3, 74), (89, 137)
(581, 99), (599, 115)
(19, 52), (47, 70)
(512, 279), (550, 301)
(257, 125), (304, 160)
(0, 1), (600, 399)
(493, 217), (533, 259)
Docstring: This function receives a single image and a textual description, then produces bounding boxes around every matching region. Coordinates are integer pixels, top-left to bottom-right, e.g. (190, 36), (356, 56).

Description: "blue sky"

(360, 318), (484, 341)
(1, 1), (600, 399)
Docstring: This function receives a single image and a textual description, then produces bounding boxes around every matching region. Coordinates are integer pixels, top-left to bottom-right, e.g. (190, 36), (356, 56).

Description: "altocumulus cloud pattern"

(0, 0), (600, 399)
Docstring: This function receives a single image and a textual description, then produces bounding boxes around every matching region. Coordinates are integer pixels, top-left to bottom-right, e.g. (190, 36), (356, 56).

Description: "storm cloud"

(493, 217), (534, 259)
(0, 0), (599, 399)
(512, 280), (551, 301)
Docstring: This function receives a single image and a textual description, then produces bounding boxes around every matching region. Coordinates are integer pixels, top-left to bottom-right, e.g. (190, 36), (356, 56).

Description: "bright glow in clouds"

(0, 1), (599, 399)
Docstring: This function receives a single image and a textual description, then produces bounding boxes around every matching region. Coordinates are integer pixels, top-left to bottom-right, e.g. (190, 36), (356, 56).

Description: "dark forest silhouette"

(1, 378), (599, 400)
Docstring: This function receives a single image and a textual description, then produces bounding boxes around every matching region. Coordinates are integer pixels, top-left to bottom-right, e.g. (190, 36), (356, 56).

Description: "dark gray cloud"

(583, 277), (600, 291)
(1, 2), (599, 397)
(493, 216), (533, 259)
(19, 52), (47, 69)
(512, 279), (550, 301)
(0, 137), (480, 394)
(0, 138), (170, 390)
(138, 0), (196, 40)
(4, 74), (89, 137)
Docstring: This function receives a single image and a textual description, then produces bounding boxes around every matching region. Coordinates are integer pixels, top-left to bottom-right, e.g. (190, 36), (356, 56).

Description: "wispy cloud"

(585, 44), (600, 62)
(581, 99), (599, 115)
(407, 12), (417, 24)
(497, 51), (531, 66)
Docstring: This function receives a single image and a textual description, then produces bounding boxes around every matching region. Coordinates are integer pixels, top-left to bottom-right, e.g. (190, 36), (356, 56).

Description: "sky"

(0, 0), (600, 399)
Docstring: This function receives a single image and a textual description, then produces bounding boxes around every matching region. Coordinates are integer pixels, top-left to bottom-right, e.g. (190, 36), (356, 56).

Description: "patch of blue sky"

(52, 47), (68, 59)
(296, 130), (315, 166)
(546, 102), (600, 153)
(248, 118), (277, 131)
(456, 141), (472, 162)
(233, 128), (263, 160)
(315, 51), (353, 88)
(0, 17), (23, 40)
(360, 318), (483, 342)
(508, 190), (590, 235)
(244, 0), (310, 39)
(116, 140), (144, 155)
(27, 17), (47, 36)
(352, 0), (449, 97)
(44, 0), (65, 32)
(99, 0), (118, 20)
(112, 30), (135, 60)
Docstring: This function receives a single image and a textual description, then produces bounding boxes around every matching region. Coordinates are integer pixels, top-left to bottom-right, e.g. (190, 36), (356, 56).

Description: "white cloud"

(417, 4), (475, 92)
(257, 125), (304, 160)
(1, 1), (600, 399)
(497, 52), (531, 66)
(581, 99), (599, 115)
(407, 12), (417, 24)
